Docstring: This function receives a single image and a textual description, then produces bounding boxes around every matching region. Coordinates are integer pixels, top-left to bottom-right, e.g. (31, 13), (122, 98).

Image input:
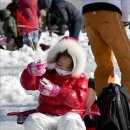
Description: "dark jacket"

(50, 0), (82, 25)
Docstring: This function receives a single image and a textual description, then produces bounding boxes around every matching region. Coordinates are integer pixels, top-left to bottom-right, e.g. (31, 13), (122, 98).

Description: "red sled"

(7, 109), (37, 116)
(7, 109), (37, 124)
(7, 104), (99, 130)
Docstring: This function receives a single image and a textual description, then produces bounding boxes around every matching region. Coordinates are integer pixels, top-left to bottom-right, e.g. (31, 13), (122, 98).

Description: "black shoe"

(0, 45), (5, 49)
(40, 44), (50, 51)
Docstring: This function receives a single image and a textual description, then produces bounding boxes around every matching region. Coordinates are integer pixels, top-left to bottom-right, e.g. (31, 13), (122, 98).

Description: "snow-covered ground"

(1, 29), (130, 130)
(0, 0), (11, 9)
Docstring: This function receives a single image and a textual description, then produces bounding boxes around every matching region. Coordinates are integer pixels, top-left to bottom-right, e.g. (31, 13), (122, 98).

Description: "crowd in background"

(0, 0), (130, 130)
(0, 0), (83, 51)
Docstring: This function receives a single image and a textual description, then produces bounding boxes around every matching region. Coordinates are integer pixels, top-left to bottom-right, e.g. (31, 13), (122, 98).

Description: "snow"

(0, 28), (130, 130)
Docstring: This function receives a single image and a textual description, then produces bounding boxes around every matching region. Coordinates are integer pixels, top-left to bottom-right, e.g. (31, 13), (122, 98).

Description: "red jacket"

(20, 69), (88, 117)
(18, 0), (40, 30)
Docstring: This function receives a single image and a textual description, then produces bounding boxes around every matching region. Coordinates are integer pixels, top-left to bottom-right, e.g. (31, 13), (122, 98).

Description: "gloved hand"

(39, 78), (60, 97)
(27, 60), (47, 76)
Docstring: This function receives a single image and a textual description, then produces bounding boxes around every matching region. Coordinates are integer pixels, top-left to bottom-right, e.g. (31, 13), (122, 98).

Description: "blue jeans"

(23, 30), (39, 50)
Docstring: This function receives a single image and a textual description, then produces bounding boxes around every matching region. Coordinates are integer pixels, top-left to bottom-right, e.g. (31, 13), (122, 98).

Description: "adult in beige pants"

(81, 0), (130, 95)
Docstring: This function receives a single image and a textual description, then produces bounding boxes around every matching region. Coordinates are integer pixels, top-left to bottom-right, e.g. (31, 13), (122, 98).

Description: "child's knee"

(59, 112), (86, 130)
(63, 112), (81, 121)
(62, 112), (84, 124)
(23, 113), (41, 128)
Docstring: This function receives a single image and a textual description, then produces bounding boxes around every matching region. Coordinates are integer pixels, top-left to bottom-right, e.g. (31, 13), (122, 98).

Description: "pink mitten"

(27, 60), (47, 76)
(39, 78), (60, 97)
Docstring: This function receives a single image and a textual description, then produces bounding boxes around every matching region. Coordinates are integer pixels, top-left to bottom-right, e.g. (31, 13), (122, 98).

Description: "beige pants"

(83, 10), (130, 95)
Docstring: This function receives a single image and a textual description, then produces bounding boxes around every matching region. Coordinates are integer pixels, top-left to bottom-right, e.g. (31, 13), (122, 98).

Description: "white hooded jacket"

(81, 0), (130, 22)
(47, 37), (87, 77)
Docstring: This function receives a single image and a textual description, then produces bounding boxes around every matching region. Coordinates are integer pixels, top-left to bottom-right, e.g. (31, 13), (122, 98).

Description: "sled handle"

(7, 112), (22, 116)
(7, 109), (37, 116)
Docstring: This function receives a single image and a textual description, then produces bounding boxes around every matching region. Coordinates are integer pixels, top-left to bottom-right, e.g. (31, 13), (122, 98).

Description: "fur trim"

(47, 37), (87, 77)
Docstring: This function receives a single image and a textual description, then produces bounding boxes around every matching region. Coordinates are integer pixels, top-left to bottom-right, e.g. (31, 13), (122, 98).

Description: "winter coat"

(20, 37), (88, 117)
(81, 0), (130, 22)
(50, 0), (82, 25)
(21, 69), (88, 116)
(18, 0), (40, 30)
(0, 10), (17, 38)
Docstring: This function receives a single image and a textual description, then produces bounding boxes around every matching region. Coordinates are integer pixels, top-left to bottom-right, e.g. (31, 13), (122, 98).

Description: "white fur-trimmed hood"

(47, 37), (87, 77)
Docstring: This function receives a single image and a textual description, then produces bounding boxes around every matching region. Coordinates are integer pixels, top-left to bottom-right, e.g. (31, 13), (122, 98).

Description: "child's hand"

(27, 60), (47, 76)
(39, 78), (60, 97)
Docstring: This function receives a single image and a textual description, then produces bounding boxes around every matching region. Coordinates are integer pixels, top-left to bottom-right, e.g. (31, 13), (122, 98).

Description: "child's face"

(56, 56), (73, 71)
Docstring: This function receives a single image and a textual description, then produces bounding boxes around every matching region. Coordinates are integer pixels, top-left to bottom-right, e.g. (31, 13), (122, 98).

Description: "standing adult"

(81, 0), (130, 95)
(18, 0), (40, 50)
(50, 0), (83, 40)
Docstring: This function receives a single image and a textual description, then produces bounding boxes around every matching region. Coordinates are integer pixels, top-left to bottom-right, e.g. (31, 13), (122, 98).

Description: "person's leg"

(23, 113), (58, 130)
(84, 10), (130, 95)
(69, 18), (82, 40)
(23, 33), (31, 47)
(104, 13), (130, 94)
(30, 30), (39, 50)
(57, 112), (86, 130)
(96, 11), (130, 94)
(14, 37), (23, 49)
(83, 12), (115, 95)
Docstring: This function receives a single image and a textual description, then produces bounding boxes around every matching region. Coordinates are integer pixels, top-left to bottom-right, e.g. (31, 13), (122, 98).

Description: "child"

(0, 9), (18, 50)
(20, 36), (88, 130)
